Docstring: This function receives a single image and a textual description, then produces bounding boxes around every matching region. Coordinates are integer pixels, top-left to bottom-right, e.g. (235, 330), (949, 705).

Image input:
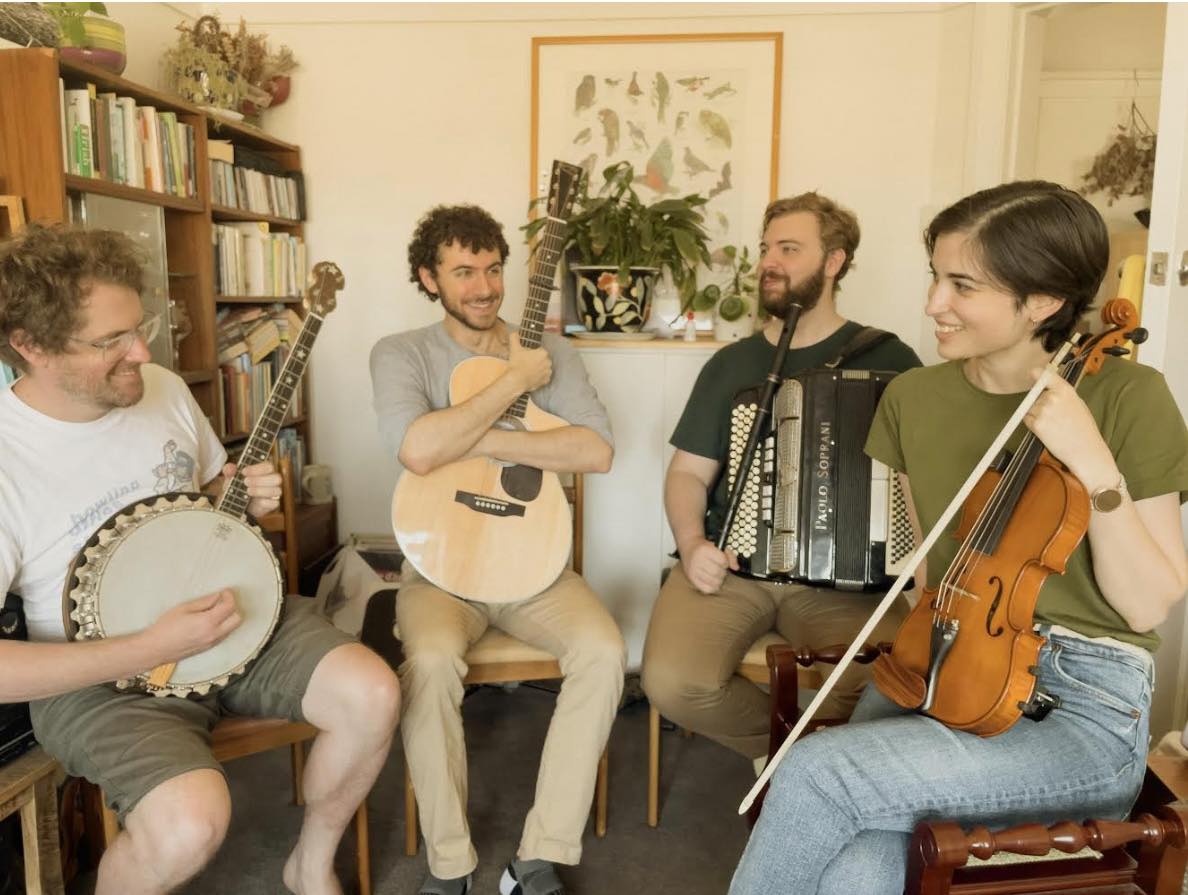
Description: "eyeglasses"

(67, 312), (161, 361)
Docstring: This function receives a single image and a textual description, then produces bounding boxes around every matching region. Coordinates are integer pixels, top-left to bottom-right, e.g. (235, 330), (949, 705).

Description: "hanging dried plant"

(1081, 101), (1156, 206)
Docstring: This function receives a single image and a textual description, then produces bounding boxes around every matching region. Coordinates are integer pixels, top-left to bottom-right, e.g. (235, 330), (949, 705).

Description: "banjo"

(62, 261), (344, 698)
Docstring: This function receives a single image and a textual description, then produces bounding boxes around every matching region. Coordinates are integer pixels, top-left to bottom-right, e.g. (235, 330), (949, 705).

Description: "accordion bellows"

(725, 369), (915, 591)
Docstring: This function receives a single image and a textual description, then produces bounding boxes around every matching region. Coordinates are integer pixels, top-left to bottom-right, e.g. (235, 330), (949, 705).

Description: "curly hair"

(407, 205), (510, 300)
(0, 225), (145, 371)
(762, 192), (861, 285)
(925, 181), (1108, 352)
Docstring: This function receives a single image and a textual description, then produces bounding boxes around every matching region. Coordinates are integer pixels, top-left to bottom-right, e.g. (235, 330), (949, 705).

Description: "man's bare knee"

(123, 769), (230, 883)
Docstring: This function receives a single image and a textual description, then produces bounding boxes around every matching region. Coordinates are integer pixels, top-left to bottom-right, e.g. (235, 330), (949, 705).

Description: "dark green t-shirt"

(670, 321), (922, 541)
(865, 358), (1188, 651)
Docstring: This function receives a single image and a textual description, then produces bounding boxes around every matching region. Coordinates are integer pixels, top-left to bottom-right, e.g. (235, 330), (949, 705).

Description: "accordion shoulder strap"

(824, 325), (896, 368)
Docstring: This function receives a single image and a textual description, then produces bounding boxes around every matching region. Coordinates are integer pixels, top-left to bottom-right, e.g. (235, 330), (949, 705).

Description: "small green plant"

(690, 245), (757, 322)
(526, 160), (713, 306)
(41, 2), (107, 45)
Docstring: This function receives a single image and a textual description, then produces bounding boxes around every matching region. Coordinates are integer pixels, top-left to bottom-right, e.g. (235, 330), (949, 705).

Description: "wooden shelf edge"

(216, 295), (303, 304)
(65, 174), (203, 211)
(211, 204), (303, 227)
(59, 55), (199, 115)
(180, 368), (215, 384)
(206, 116), (299, 152)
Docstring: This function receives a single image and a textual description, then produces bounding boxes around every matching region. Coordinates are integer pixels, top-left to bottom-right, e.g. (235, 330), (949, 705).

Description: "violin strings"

(932, 340), (1083, 624)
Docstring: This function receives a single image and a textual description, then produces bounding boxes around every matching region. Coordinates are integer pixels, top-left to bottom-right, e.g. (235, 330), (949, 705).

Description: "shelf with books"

(1, 47), (331, 565)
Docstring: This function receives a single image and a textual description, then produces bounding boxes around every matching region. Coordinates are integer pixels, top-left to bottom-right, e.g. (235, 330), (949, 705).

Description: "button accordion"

(723, 369), (915, 591)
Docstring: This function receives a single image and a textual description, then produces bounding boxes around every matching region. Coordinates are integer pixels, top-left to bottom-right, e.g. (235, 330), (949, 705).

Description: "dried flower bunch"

(163, 15), (296, 112)
(1081, 101), (1156, 206)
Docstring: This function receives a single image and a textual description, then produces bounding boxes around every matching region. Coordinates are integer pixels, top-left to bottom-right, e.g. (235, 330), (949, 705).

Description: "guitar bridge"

(455, 491), (526, 518)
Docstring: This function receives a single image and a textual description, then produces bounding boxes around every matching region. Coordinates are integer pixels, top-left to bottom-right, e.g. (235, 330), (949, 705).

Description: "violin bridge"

(922, 618), (959, 712)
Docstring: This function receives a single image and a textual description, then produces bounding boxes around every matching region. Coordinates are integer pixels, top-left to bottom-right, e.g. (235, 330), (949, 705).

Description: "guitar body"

(391, 355), (574, 603)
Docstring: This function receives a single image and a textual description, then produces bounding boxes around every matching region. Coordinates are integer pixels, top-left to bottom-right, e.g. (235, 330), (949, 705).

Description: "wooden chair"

(905, 801), (1188, 894)
(400, 473), (611, 857)
(0, 746), (64, 895)
(759, 646), (1188, 895)
(97, 456), (372, 895)
(646, 631), (834, 828)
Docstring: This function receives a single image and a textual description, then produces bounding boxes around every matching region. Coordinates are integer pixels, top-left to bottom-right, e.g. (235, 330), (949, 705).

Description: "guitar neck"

(506, 216), (565, 421)
(217, 313), (323, 518)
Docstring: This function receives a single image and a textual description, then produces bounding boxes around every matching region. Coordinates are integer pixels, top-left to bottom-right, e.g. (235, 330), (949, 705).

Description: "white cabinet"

(576, 341), (725, 668)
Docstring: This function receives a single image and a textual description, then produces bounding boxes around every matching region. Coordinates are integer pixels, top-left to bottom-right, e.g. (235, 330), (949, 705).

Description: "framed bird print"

(530, 32), (782, 257)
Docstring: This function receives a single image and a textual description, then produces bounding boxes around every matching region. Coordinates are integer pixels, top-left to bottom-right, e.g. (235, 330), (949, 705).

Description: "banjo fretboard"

(218, 312), (324, 519)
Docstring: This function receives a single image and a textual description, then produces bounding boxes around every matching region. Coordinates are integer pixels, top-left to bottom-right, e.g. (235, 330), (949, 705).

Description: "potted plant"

(527, 160), (712, 334)
(690, 245), (760, 341)
(42, 2), (126, 74)
(1081, 101), (1156, 208)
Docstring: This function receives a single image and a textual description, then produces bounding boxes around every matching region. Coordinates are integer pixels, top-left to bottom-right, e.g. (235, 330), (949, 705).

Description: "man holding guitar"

(0, 226), (399, 895)
(371, 201), (624, 895)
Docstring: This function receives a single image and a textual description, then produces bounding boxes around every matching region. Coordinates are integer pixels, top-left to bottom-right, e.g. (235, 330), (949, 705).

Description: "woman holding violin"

(729, 180), (1188, 895)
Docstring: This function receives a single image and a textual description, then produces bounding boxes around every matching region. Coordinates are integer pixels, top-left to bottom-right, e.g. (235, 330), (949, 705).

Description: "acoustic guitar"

(390, 161), (583, 602)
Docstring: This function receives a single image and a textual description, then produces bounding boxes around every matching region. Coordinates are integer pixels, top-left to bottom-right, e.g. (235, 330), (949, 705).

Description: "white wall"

(108, 2), (201, 89)
(178, 1), (979, 538)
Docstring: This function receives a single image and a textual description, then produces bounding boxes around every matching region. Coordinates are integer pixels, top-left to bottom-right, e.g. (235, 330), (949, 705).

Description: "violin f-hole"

(984, 576), (1006, 637)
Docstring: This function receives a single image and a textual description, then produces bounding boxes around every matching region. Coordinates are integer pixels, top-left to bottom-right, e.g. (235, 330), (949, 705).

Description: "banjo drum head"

(66, 494), (284, 693)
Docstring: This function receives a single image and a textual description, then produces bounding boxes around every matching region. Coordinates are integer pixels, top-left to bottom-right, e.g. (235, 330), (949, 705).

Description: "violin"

(872, 298), (1147, 736)
(738, 299), (1146, 814)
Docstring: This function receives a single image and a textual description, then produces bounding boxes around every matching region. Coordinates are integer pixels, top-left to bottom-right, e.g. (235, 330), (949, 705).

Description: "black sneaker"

(418, 871), (471, 895)
(499, 859), (565, 895)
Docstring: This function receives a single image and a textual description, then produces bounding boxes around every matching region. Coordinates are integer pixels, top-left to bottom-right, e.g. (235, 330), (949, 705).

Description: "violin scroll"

(1079, 298), (1145, 374)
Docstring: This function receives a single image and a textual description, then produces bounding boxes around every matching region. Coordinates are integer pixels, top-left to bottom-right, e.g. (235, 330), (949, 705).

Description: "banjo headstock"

(304, 261), (345, 317)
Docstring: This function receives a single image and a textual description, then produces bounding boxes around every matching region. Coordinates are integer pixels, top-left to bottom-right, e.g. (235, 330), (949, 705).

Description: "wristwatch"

(1090, 475), (1128, 513)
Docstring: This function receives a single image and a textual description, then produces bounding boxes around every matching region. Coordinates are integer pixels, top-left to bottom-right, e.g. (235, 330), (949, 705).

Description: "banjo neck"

(217, 311), (324, 519)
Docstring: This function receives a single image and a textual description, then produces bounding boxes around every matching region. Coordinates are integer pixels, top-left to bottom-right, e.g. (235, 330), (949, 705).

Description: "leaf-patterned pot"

(572, 265), (659, 333)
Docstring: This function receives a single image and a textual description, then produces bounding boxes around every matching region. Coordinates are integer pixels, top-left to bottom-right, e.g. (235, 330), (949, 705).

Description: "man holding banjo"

(0, 225), (398, 895)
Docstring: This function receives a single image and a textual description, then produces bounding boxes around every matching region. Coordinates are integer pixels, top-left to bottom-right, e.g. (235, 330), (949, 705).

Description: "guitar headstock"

(304, 261), (345, 316)
(547, 160), (584, 220)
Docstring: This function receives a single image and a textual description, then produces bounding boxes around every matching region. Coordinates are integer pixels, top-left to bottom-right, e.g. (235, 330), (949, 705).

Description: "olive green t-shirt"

(865, 357), (1188, 651)
(671, 321), (922, 542)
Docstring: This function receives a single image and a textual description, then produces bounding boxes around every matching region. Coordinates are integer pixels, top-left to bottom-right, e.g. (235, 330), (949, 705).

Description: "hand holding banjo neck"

(65, 262), (344, 697)
(738, 298), (1145, 815)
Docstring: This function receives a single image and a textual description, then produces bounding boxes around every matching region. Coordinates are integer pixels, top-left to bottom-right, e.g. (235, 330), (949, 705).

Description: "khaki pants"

(396, 568), (625, 879)
(641, 566), (908, 759)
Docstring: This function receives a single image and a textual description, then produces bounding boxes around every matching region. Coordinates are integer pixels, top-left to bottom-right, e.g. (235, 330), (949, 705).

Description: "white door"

(1141, 1), (1188, 738)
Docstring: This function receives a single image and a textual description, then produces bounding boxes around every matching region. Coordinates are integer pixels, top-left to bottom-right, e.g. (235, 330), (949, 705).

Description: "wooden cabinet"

(0, 47), (334, 567)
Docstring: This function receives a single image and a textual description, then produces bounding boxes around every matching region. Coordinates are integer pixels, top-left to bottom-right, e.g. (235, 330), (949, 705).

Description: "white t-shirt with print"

(0, 364), (226, 641)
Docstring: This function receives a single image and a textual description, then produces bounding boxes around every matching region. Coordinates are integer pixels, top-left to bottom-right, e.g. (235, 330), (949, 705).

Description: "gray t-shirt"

(370, 321), (613, 476)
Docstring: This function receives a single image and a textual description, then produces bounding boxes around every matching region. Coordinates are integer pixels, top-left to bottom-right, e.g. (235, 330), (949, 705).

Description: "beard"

(59, 361), (145, 410)
(440, 291), (502, 332)
(760, 260), (827, 319)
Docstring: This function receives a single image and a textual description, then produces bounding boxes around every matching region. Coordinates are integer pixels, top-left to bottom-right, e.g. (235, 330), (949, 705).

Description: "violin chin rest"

(872, 653), (927, 710)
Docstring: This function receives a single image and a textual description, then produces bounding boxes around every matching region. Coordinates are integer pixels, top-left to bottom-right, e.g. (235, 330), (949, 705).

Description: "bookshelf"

(0, 48), (336, 573)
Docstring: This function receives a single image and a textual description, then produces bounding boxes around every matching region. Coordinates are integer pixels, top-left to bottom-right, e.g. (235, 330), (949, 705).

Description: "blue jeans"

(729, 631), (1153, 895)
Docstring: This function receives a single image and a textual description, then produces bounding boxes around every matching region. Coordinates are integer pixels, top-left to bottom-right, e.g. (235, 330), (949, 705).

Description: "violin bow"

(738, 340), (1077, 815)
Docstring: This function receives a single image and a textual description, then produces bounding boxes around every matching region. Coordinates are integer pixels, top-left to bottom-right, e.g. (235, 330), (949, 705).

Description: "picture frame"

(530, 32), (783, 257)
